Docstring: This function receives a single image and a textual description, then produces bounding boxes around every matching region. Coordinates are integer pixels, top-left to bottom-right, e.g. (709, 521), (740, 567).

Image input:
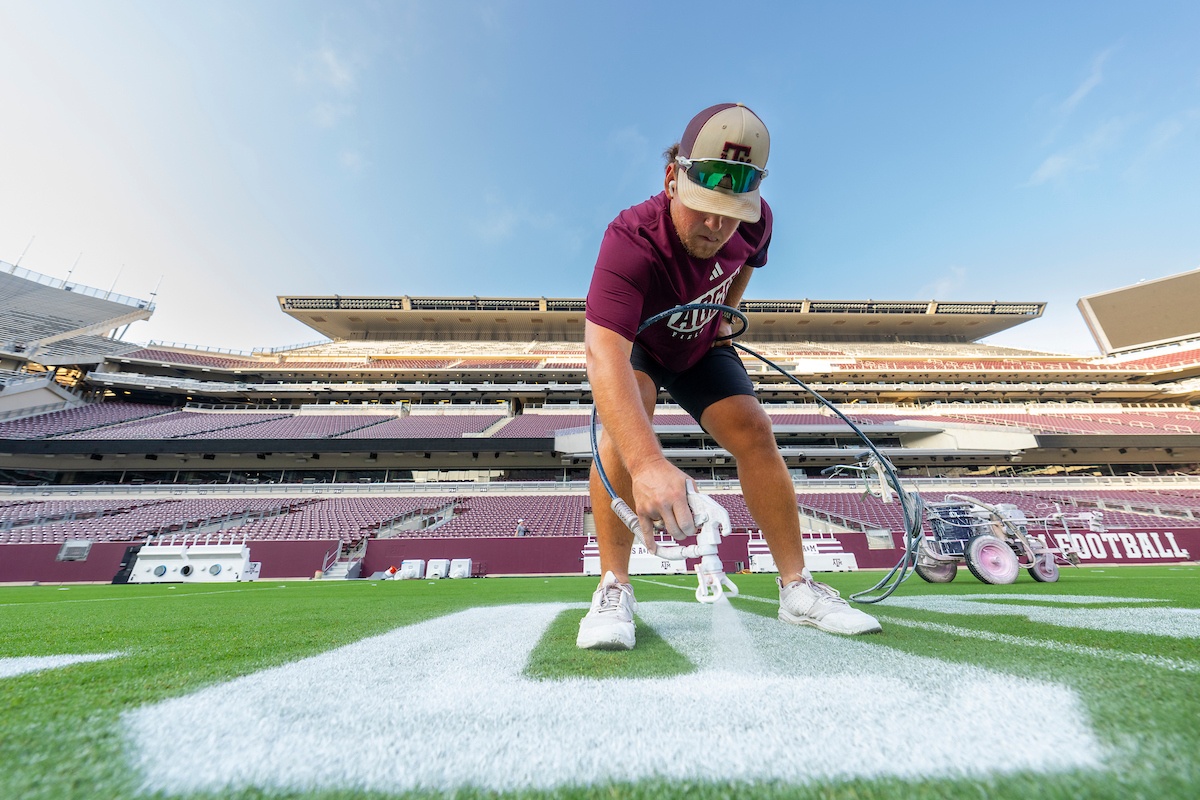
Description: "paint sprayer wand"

(607, 482), (739, 603)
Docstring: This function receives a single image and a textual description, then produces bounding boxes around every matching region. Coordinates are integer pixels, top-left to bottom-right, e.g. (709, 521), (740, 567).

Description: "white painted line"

(632, 577), (699, 592)
(0, 584), (323, 607)
(881, 616), (1200, 673)
(124, 602), (1103, 795)
(0, 652), (123, 679)
(882, 594), (1200, 639)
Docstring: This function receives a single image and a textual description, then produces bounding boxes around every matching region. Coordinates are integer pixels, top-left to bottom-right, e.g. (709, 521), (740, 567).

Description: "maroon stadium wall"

(247, 540), (341, 579)
(2, 528), (1193, 584)
(824, 528), (1198, 569)
(0, 539), (339, 583)
(362, 536), (588, 575)
(0, 542), (133, 583)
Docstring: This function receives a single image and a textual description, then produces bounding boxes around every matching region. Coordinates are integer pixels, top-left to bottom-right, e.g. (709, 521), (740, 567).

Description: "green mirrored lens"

(686, 160), (763, 193)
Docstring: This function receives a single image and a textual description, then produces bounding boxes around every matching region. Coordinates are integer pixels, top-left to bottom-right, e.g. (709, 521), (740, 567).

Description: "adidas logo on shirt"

(709, 263), (724, 281)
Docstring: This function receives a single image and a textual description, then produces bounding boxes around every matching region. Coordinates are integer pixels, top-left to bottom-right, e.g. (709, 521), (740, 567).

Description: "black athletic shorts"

(630, 343), (756, 424)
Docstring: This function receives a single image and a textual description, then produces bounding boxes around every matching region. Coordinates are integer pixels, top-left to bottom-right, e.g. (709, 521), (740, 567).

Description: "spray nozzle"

(609, 486), (738, 603)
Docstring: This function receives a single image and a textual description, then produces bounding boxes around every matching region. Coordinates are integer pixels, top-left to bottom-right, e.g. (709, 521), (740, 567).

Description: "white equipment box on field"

(398, 559), (425, 579)
(582, 538), (691, 576)
(425, 559), (451, 579)
(747, 532), (858, 573)
(448, 558), (473, 578)
(130, 536), (254, 583)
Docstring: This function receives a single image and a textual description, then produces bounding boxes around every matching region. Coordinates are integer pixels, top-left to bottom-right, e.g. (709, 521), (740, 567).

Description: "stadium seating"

(416, 495), (585, 538)
(186, 414), (388, 439)
(0, 403), (171, 439)
(119, 348), (259, 369)
(491, 414), (592, 438)
(221, 497), (458, 544)
(57, 411), (290, 440)
(336, 415), (504, 438)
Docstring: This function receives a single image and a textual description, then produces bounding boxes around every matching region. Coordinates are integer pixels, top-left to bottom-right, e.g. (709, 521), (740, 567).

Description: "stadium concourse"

(2, 261), (1199, 583)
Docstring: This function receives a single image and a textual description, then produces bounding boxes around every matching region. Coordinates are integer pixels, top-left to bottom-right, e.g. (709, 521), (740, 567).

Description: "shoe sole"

(778, 609), (882, 635)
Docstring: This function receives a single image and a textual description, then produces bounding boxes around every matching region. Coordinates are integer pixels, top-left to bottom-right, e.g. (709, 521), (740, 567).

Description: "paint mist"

(708, 594), (764, 674)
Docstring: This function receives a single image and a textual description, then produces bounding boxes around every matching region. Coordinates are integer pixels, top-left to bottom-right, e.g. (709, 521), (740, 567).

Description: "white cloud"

(1125, 110), (1199, 177)
(1060, 46), (1118, 117)
(1027, 153), (1074, 185)
(313, 45), (356, 93)
(1040, 45), (1120, 147)
(296, 43), (361, 130)
(339, 150), (365, 172)
(313, 101), (355, 128)
(916, 265), (968, 299)
(1026, 117), (1126, 186)
(471, 195), (556, 242)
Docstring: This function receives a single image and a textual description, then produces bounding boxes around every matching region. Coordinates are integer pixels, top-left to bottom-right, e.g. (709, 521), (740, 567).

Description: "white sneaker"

(576, 571), (637, 650)
(778, 569), (882, 635)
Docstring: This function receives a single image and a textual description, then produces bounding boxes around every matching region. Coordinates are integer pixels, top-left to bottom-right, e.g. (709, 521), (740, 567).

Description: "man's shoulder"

(741, 198), (772, 247)
(598, 192), (672, 266)
(609, 192), (670, 236)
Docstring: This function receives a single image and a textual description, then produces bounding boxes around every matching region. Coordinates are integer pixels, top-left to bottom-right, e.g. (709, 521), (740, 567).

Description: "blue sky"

(1, 1), (1197, 355)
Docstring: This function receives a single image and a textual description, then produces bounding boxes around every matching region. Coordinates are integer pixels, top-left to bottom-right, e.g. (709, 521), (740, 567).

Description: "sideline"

(0, 583), (351, 607)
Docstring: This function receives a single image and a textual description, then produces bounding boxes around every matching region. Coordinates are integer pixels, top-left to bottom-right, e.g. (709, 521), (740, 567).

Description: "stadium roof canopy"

(278, 296), (1045, 343)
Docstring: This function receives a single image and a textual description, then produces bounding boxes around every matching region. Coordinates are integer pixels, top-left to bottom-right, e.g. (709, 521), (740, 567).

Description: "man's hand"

(630, 459), (697, 548)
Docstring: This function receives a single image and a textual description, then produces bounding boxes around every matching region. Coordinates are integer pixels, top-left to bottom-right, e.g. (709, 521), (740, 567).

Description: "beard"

(678, 234), (725, 260)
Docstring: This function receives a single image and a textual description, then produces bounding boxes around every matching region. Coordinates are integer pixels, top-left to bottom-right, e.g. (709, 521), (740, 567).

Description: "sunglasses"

(675, 156), (767, 194)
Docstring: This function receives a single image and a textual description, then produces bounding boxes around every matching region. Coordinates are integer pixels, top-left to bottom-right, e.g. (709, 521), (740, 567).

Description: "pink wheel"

(965, 534), (1019, 585)
(1028, 553), (1060, 583)
(914, 539), (957, 583)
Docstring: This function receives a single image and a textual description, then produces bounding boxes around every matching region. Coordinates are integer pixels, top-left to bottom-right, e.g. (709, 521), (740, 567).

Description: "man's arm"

(585, 320), (696, 542)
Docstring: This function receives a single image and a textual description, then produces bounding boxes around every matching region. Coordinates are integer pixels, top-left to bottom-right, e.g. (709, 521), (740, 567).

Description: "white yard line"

(881, 594), (1200, 639)
(675, 586), (1200, 672)
(0, 584), (324, 607)
(880, 617), (1200, 674)
(0, 652), (123, 679)
(124, 602), (1103, 795)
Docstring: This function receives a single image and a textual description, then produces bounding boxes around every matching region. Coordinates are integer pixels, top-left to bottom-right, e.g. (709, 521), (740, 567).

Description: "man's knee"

(702, 395), (774, 447)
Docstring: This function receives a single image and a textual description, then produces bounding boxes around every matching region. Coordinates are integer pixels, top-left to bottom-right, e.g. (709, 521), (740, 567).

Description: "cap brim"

(676, 173), (761, 224)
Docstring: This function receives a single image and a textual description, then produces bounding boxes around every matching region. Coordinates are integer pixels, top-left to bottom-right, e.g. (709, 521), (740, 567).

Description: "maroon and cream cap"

(676, 102), (770, 223)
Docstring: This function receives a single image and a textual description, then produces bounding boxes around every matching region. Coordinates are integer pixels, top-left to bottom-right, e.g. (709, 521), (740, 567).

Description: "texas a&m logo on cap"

(722, 142), (753, 163)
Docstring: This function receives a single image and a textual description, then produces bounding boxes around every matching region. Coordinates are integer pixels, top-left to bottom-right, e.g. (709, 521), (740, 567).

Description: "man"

(579, 103), (881, 650)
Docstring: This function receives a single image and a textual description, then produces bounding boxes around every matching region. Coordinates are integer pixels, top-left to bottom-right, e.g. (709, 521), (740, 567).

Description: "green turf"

(524, 608), (694, 680)
(1, 566), (1197, 800)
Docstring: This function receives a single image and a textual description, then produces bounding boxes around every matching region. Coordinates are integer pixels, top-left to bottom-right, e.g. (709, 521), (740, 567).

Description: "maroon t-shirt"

(586, 192), (772, 373)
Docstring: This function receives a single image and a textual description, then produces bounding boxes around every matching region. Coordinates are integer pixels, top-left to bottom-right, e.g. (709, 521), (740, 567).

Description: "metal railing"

(2, 261), (155, 311)
(143, 341), (254, 357)
(3, 474), (1200, 503)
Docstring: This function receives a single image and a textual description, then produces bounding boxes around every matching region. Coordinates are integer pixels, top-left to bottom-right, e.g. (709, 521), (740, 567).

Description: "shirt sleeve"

(585, 224), (658, 341)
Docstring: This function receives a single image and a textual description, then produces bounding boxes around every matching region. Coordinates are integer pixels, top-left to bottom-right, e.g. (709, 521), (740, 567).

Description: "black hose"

(589, 302), (923, 603)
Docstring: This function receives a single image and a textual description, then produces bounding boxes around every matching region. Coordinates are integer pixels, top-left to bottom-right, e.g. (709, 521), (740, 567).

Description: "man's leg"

(578, 371), (659, 649)
(699, 394), (806, 585)
(701, 394), (881, 635)
(588, 370), (661, 582)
